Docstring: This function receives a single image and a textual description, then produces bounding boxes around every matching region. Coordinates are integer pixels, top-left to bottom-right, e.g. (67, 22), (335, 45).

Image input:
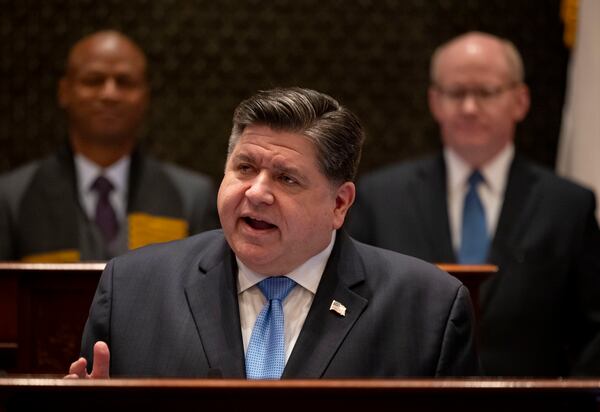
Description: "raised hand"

(64, 341), (110, 379)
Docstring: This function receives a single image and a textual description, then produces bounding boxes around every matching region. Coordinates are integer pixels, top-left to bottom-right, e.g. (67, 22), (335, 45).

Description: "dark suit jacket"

(80, 229), (479, 377)
(348, 153), (600, 376)
(0, 145), (219, 261)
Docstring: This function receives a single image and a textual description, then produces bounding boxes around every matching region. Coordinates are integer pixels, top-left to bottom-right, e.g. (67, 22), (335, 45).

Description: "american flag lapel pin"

(330, 300), (346, 317)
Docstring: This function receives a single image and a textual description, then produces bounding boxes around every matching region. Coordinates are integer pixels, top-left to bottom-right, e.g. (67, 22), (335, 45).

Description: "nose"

(245, 172), (275, 206)
(460, 94), (479, 115)
(99, 78), (120, 101)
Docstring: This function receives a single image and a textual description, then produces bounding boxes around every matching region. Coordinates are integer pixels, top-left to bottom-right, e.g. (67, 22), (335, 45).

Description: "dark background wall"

(0, 0), (569, 183)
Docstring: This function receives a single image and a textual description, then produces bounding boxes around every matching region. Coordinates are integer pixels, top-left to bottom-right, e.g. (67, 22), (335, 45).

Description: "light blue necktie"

(458, 171), (489, 264)
(246, 276), (296, 379)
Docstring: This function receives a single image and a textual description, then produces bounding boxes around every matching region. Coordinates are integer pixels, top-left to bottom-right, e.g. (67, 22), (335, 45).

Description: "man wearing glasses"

(348, 31), (600, 377)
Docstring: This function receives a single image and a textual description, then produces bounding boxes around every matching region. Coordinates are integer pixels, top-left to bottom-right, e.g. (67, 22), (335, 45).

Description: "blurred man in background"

(0, 30), (218, 261)
(349, 31), (600, 376)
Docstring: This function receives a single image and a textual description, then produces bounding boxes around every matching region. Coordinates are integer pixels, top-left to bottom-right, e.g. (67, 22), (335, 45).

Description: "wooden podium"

(0, 378), (598, 411)
(0, 262), (496, 375)
(0, 263), (104, 374)
(3, 263), (597, 411)
(438, 263), (497, 322)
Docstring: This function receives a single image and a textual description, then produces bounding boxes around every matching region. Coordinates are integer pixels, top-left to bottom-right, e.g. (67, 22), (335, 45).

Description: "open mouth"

(243, 217), (277, 230)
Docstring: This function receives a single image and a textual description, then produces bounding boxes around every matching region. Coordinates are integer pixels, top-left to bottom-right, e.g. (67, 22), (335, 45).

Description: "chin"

(240, 257), (283, 276)
(234, 244), (278, 270)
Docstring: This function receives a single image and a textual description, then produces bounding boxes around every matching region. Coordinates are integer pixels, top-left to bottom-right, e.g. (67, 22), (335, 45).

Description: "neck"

(70, 135), (135, 167)
(455, 146), (506, 170)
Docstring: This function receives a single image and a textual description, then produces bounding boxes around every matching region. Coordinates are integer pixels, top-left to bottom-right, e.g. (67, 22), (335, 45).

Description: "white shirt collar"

(237, 230), (336, 295)
(444, 143), (514, 193)
(74, 153), (131, 222)
(74, 153), (130, 194)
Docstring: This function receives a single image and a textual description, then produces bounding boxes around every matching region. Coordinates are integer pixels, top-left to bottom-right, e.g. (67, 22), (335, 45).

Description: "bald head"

(65, 30), (147, 80)
(427, 31), (530, 168)
(430, 31), (524, 86)
(59, 30), (150, 166)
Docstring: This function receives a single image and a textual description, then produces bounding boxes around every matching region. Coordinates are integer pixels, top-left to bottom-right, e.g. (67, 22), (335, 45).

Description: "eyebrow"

(232, 152), (307, 180)
(272, 162), (304, 179)
(231, 153), (255, 164)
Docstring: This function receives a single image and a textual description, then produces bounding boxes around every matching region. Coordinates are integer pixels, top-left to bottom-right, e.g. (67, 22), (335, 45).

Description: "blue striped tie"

(458, 171), (489, 263)
(246, 276), (296, 379)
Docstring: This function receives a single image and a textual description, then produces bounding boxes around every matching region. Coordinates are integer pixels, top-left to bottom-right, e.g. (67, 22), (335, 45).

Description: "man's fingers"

(63, 341), (111, 379)
(90, 341), (111, 379)
(65, 357), (88, 378)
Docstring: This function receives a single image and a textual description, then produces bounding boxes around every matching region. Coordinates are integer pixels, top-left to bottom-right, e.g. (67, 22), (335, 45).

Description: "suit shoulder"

(133, 155), (218, 229)
(135, 153), (211, 187)
(0, 159), (42, 187)
(0, 160), (43, 212)
(528, 162), (596, 203)
(161, 161), (214, 190)
(351, 238), (462, 291)
(111, 229), (227, 274)
(159, 161), (217, 210)
(358, 154), (439, 191)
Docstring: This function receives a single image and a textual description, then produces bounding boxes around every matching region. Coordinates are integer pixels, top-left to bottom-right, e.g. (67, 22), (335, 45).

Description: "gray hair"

(430, 31), (525, 84)
(228, 87), (365, 183)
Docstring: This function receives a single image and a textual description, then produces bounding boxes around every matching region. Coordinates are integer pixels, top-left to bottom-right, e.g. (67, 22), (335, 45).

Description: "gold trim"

(128, 212), (189, 250)
(21, 250), (81, 263)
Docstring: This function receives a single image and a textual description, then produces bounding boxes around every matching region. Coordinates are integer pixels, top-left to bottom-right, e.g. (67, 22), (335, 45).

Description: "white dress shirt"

(74, 153), (130, 223)
(237, 231), (336, 362)
(445, 144), (514, 253)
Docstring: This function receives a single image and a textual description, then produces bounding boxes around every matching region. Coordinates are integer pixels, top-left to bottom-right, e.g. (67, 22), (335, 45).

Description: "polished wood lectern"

(0, 378), (598, 411)
(0, 263), (104, 374)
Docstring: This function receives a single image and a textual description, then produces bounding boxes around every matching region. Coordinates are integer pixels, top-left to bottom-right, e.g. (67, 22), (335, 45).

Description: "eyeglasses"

(433, 83), (518, 104)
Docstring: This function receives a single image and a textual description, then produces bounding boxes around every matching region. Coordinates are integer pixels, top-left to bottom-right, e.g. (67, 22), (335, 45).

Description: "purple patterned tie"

(91, 175), (119, 242)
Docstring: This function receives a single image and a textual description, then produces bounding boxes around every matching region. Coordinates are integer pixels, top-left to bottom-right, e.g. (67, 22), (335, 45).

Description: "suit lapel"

(492, 155), (539, 252)
(17, 146), (82, 256)
(484, 155), (539, 305)
(127, 150), (184, 216)
(184, 241), (246, 378)
(415, 155), (455, 262)
(283, 232), (368, 378)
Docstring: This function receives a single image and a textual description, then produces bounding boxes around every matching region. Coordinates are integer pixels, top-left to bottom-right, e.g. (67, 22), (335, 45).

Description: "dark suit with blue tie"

(80, 229), (479, 377)
(347, 153), (600, 376)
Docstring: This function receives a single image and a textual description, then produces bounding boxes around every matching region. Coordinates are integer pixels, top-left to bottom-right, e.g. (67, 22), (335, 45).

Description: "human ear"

(512, 83), (530, 121)
(428, 86), (444, 123)
(332, 181), (356, 229)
